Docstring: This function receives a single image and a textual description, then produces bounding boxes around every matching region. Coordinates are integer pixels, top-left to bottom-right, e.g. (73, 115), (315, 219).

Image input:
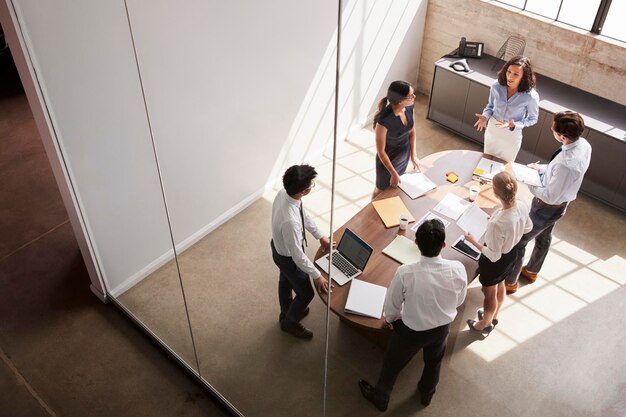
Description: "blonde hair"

(492, 171), (517, 204)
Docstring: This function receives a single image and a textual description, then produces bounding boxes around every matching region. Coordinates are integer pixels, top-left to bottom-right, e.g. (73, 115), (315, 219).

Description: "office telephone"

(457, 37), (483, 58)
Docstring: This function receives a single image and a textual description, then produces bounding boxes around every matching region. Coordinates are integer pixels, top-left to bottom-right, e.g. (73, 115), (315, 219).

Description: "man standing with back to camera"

(505, 111), (592, 293)
(359, 219), (467, 410)
(271, 164), (332, 340)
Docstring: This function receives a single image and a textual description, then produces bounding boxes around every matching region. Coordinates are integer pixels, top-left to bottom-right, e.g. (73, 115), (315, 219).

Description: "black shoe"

(279, 307), (310, 323)
(419, 392), (433, 407)
(467, 319), (493, 336)
(358, 379), (388, 412)
(477, 309), (498, 327)
(280, 320), (313, 339)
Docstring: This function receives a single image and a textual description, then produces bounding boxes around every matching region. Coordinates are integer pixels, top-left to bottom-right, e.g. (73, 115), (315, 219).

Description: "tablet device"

(452, 236), (480, 261)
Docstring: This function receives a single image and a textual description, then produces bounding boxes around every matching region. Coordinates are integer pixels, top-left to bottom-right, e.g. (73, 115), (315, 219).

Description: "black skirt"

(478, 248), (517, 287)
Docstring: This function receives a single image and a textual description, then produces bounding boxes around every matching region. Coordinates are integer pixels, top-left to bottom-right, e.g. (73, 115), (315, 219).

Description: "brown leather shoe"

(520, 266), (538, 283)
(505, 282), (518, 294)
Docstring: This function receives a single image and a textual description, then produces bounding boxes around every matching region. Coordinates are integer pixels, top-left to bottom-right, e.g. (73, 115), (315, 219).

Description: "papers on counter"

(344, 279), (387, 319)
(512, 162), (543, 187)
(382, 235), (421, 265)
(473, 158), (505, 182)
(399, 172), (437, 199)
(456, 204), (490, 240)
(411, 211), (451, 231)
(432, 193), (471, 221)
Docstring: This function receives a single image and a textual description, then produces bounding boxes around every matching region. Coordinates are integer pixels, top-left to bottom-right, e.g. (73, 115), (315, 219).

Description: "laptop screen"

(338, 228), (373, 271)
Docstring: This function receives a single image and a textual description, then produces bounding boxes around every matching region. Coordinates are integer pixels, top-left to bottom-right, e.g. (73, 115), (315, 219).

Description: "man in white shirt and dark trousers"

(359, 219), (467, 411)
(505, 111), (592, 293)
(271, 164), (332, 339)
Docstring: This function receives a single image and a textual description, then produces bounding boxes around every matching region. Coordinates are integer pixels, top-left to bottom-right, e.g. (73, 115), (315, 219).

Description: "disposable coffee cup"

(399, 214), (409, 230)
(469, 185), (480, 202)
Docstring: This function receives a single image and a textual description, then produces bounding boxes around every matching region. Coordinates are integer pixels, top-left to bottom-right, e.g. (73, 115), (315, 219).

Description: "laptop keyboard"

(332, 254), (358, 276)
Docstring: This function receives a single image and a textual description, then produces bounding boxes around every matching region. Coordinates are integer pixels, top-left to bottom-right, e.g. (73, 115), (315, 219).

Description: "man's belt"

(535, 197), (567, 209)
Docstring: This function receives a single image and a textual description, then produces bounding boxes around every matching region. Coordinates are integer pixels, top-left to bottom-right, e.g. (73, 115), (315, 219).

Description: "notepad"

(512, 162), (543, 187)
(371, 196), (416, 228)
(382, 235), (421, 265)
(473, 158), (504, 182)
(399, 172), (437, 199)
(344, 279), (387, 319)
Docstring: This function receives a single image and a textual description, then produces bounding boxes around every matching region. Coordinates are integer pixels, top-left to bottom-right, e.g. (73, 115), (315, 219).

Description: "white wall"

(10, 0), (175, 294)
(7, 0), (427, 294)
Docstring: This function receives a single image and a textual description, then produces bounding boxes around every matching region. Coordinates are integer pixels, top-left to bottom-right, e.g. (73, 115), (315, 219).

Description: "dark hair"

(414, 219), (446, 257)
(283, 164), (317, 196)
(492, 171), (517, 204)
(497, 56), (536, 93)
(552, 111), (584, 141)
(373, 80), (412, 128)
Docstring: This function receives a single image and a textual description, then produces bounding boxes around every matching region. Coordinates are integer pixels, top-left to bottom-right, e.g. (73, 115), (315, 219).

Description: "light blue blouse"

(482, 81), (540, 131)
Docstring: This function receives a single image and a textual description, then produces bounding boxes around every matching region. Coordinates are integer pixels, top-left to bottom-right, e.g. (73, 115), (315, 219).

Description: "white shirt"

(482, 200), (533, 262)
(530, 138), (592, 205)
(384, 255), (467, 331)
(271, 188), (323, 279)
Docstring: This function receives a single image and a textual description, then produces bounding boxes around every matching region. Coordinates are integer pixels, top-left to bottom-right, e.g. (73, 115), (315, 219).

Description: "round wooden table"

(315, 150), (531, 336)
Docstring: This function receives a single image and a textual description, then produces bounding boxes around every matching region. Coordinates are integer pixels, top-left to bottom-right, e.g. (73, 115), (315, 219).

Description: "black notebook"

(452, 236), (480, 260)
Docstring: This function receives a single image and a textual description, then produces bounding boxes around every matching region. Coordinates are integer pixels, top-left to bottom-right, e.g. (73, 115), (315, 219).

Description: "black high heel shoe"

(477, 309), (498, 327)
(467, 319), (494, 336)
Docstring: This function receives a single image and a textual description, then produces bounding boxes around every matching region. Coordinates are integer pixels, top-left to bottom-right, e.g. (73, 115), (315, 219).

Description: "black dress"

(375, 105), (414, 190)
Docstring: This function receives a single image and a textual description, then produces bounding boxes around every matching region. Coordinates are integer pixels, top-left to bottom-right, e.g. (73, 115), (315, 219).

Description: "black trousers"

(270, 240), (314, 324)
(376, 320), (450, 398)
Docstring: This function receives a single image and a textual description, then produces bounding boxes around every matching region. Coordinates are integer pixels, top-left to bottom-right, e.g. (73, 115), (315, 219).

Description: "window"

(495, 0), (626, 43)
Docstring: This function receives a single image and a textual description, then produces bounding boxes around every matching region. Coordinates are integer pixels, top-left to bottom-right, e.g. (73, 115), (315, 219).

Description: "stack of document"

(512, 162), (543, 187)
(432, 193), (471, 221)
(473, 158), (504, 182)
(411, 211), (451, 231)
(344, 279), (387, 319)
(456, 204), (490, 239)
(399, 172), (437, 199)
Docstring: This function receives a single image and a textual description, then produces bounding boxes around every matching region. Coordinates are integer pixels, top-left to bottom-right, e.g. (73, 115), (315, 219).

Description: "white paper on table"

(473, 158), (505, 181)
(456, 204), (490, 240)
(399, 172), (437, 199)
(344, 279), (387, 319)
(411, 211), (451, 231)
(512, 162), (543, 187)
(432, 193), (471, 221)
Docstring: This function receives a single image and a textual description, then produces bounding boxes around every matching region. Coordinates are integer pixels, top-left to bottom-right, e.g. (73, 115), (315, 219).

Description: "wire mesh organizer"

(491, 35), (526, 70)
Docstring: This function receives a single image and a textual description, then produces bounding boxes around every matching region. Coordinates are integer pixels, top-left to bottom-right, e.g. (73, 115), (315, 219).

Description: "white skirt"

(483, 118), (523, 162)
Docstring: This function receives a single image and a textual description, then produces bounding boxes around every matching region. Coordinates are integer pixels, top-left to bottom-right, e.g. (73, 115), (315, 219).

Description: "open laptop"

(315, 228), (374, 286)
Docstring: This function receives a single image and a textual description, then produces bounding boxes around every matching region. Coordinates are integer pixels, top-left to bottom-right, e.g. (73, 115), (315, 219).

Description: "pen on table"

(489, 163), (493, 173)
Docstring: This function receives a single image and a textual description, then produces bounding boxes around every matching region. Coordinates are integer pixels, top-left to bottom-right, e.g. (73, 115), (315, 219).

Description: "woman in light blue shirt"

(474, 56), (539, 162)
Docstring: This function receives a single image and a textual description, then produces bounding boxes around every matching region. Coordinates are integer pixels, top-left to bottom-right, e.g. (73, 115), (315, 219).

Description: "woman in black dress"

(372, 81), (421, 199)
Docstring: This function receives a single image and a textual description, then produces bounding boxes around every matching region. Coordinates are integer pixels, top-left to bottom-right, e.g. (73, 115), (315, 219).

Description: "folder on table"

(344, 279), (387, 319)
(371, 196), (415, 228)
(382, 235), (421, 265)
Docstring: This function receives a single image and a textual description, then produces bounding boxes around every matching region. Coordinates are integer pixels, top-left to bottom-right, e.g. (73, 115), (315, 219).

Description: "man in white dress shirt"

(359, 219), (467, 410)
(505, 111), (592, 293)
(271, 164), (332, 339)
